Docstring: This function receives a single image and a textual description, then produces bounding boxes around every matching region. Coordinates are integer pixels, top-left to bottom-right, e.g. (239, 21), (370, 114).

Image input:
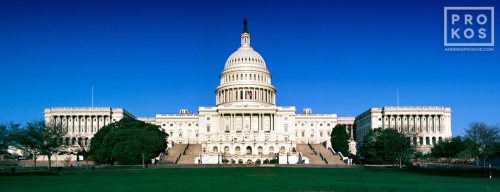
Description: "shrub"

(256, 159), (261, 164)
(270, 159), (278, 164)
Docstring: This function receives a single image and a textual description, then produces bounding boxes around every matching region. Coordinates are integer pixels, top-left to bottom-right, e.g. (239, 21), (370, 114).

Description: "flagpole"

(397, 86), (399, 107)
(92, 86), (94, 108)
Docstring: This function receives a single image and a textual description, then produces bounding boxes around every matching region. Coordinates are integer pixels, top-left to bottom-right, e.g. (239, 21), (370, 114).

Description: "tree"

(330, 124), (350, 155)
(75, 136), (91, 169)
(14, 120), (66, 170)
(431, 136), (467, 164)
(0, 121), (20, 154)
(128, 129), (167, 168)
(90, 118), (167, 166)
(463, 122), (500, 166)
(360, 128), (416, 168)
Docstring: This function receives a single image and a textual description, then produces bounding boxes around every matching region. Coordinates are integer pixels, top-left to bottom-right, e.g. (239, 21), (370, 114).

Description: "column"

(250, 114), (252, 131)
(261, 113), (264, 131)
(381, 114), (385, 129)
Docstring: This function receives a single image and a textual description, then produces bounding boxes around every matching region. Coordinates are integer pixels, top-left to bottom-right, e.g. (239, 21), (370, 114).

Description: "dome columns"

(216, 87), (276, 106)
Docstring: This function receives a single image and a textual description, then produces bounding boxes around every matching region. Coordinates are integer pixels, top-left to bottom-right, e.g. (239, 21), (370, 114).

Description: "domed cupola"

(215, 19), (276, 107)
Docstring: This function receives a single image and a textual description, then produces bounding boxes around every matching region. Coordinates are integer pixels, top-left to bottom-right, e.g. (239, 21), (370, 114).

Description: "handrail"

(175, 153), (181, 164)
(319, 153), (328, 164)
(328, 147), (337, 155)
(183, 143), (190, 155)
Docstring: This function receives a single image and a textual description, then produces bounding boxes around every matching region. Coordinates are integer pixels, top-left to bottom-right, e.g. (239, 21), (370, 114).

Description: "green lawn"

(1, 167), (499, 191)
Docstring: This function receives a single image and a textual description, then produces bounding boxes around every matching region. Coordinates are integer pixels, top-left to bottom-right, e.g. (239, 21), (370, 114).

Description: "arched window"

(258, 146), (263, 155)
(213, 146), (218, 153)
(235, 146), (241, 155)
(269, 146), (274, 154)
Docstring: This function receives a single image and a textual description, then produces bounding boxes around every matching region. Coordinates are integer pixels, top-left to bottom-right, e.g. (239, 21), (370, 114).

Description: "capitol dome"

(215, 19), (276, 107)
(223, 47), (267, 71)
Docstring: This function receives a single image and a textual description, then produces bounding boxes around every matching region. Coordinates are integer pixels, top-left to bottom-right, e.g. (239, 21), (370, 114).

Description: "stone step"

(296, 144), (325, 164)
(311, 144), (345, 165)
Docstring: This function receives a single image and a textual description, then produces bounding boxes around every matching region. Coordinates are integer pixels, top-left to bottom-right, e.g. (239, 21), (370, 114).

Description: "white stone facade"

(43, 20), (451, 163)
(354, 106), (452, 153)
(43, 107), (135, 147)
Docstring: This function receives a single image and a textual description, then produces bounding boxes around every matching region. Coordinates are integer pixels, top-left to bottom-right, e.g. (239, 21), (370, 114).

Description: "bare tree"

(15, 120), (67, 170)
(464, 122), (500, 166)
(75, 135), (91, 169)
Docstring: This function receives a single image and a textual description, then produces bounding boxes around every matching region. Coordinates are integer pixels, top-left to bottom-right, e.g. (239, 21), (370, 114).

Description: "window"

(207, 126), (210, 132)
(188, 123), (191, 126)
(207, 117), (210, 120)
(170, 123), (173, 126)
(265, 136), (269, 141)
(327, 123), (330, 126)
(284, 125), (288, 132)
(320, 123), (323, 126)
(284, 117), (288, 120)
(301, 131), (305, 137)
(163, 123), (166, 126)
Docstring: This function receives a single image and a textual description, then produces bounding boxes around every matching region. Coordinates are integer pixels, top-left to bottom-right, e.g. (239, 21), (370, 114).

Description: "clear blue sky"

(0, 0), (498, 136)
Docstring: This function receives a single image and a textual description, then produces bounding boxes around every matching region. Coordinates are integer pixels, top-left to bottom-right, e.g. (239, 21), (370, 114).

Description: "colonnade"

(382, 114), (449, 133)
(218, 113), (277, 133)
(52, 115), (110, 133)
(216, 87), (275, 105)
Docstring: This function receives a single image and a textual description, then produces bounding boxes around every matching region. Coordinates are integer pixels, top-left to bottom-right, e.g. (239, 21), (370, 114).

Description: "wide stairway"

(296, 144), (325, 164)
(311, 144), (345, 165)
(161, 144), (187, 164)
(177, 144), (201, 164)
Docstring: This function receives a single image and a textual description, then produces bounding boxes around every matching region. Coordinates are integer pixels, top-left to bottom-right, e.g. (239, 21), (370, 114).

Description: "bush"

(348, 154), (361, 165)
(256, 159), (261, 164)
(231, 159), (236, 164)
(263, 159), (270, 164)
(270, 159), (278, 164)
(238, 159), (243, 164)
(222, 158), (229, 164)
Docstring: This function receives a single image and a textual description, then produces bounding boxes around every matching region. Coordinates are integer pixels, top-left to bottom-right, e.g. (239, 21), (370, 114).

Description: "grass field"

(1, 167), (499, 191)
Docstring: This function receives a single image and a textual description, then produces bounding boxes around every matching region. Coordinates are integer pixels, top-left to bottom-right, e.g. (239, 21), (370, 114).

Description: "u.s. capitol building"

(44, 20), (452, 164)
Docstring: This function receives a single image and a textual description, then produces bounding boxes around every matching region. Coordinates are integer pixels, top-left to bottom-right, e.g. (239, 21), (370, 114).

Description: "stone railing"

(157, 114), (198, 117)
(297, 114), (337, 117)
(383, 106), (446, 111)
(47, 107), (111, 111)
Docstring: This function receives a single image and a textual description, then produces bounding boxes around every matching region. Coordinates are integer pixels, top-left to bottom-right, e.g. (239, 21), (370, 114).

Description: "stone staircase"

(161, 144), (187, 164)
(296, 144), (325, 164)
(177, 144), (201, 164)
(311, 144), (345, 165)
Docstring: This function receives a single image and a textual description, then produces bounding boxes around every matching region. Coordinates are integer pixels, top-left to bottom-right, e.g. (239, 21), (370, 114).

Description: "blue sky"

(0, 0), (498, 136)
